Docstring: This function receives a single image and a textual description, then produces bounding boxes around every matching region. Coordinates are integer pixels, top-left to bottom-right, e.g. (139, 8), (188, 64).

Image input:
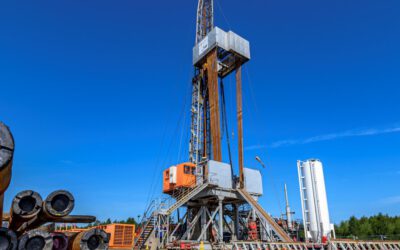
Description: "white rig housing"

(244, 167), (263, 196)
(207, 160), (233, 189)
(192, 27), (250, 78)
(298, 159), (332, 243)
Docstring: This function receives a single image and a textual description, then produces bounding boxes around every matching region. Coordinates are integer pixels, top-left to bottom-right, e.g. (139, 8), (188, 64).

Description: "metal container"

(243, 168), (263, 196)
(207, 160), (232, 189)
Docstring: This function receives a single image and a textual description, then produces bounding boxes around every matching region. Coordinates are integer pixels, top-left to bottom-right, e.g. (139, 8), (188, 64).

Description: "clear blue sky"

(1, 0), (399, 223)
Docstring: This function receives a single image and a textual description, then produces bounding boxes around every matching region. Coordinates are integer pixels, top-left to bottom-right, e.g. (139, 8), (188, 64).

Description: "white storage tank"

(297, 159), (332, 243)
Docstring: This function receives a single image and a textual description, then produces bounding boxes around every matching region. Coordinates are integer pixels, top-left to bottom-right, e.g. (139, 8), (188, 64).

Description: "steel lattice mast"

(189, 0), (215, 165)
(195, 0), (214, 45)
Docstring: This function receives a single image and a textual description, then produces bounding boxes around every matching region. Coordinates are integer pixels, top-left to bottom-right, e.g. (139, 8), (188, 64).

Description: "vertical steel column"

(284, 184), (293, 230)
(236, 65), (245, 188)
(234, 204), (240, 240)
(206, 49), (222, 161)
(200, 206), (207, 241)
(218, 198), (224, 242)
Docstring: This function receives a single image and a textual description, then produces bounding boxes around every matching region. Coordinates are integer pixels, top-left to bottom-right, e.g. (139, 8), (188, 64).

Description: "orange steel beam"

(236, 65), (245, 188)
(205, 49), (222, 161)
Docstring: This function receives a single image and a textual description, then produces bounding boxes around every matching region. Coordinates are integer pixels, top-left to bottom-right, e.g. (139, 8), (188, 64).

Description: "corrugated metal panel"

(244, 167), (263, 196)
(193, 27), (250, 66)
(207, 160), (233, 189)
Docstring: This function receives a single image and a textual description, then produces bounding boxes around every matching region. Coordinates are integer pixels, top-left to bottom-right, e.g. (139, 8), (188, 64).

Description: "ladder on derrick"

(166, 182), (209, 215)
(189, 77), (203, 165)
(237, 188), (293, 242)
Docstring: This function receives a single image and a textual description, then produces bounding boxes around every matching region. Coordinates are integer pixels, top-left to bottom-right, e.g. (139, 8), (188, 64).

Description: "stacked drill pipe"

(17, 190), (76, 233)
(8, 191), (43, 232)
(0, 123), (17, 250)
(0, 227), (17, 250)
(18, 230), (53, 250)
(51, 233), (68, 250)
(4, 190), (102, 250)
(0, 122), (107, 250)
(67, 229), (109, 250)
(0, 122), (14, 223)
(3, 189), (99, 250)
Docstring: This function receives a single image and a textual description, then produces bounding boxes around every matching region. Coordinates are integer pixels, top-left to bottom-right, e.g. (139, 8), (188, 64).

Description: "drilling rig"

(132, 1), (400, 250)
(133, 1), (293, 249)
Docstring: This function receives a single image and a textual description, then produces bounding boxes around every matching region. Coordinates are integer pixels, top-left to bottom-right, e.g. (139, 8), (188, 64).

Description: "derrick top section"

(196, 0), (214, 45)
(193, 27), (251, 77)
(194, 1), (250, 78)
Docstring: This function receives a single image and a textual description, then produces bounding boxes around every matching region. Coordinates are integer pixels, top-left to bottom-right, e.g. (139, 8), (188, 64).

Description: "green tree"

(335, 213), (400, 240)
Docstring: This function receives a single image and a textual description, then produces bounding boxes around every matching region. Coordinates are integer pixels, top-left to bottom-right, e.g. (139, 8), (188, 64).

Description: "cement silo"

(297, 159), (332, 243)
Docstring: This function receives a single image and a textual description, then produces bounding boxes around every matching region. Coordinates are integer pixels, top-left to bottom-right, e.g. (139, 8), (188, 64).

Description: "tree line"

(335, 214), (400, 240)
(85, 217), (138, 228)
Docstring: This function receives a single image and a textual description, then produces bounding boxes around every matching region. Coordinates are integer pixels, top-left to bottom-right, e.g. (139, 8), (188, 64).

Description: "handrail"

(138, 199), (155, 228)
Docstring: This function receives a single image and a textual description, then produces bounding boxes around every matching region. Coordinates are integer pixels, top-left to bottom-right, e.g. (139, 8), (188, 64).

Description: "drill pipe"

(18, 230), (53, 250)
(49, 215), (95, 224)
(43, 190), (74, 218)
(18, 191), (75, 232)
(69, 229), (109, 250)
(0, 227), (17, 250)
(9, 191), (43, 232)
(2, 214), (10, 222)
(18, 215), (95, 234)
(0, 122), (15, 223)
(51, 233), (68, 250)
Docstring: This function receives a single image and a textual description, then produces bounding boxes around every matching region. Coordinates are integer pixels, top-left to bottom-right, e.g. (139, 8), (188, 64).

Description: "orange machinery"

(97, 224), (135, 249)
(57, 223), (135, 249)
(163, 162), (196, 194)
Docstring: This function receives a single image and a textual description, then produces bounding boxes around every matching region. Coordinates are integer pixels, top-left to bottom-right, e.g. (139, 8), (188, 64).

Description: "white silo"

(297, 159), (332, 243)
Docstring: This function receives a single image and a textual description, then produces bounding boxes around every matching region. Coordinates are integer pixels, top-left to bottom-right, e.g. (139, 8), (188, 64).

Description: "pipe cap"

(0, 122), (14, 171)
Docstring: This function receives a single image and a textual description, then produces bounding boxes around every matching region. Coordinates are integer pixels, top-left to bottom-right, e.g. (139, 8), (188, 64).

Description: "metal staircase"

(133, 198), (164, 249)
(237, 188), (293, 242)
(166, 182), (209, 215)
(134, 216), (155, 249)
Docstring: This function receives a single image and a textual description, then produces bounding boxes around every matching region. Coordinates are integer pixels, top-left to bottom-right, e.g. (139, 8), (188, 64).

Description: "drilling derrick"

(134, 1), (293, 249)
(189, 0), (214, 165)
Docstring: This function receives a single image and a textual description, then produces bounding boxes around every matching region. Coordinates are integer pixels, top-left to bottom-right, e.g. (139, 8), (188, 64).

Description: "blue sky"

(1, 0), (399, 223)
